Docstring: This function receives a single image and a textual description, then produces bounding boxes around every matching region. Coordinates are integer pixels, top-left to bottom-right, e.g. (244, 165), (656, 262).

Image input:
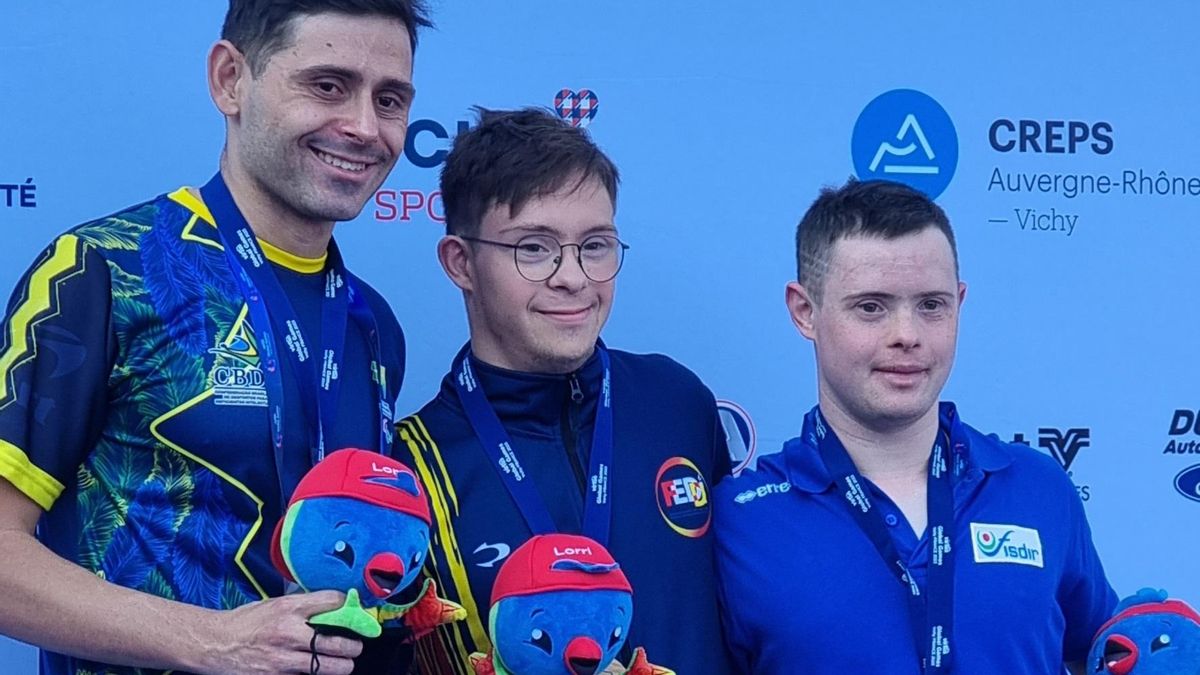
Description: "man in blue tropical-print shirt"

(0, 2), (429, 674)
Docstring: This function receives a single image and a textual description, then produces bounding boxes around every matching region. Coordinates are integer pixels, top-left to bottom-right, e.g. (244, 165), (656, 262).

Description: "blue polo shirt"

(713, 403), (1116, 674)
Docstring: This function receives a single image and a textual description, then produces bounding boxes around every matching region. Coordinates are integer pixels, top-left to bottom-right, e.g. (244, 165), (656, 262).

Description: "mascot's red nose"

(1102, 634), (1138, 675)
(363, 552), (406, 598)
(564, 636), (602, 675)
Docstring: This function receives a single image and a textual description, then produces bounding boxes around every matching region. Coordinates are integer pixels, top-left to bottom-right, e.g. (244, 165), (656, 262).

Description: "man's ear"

(437, 235), (475, 293)
(957, 280), (967, 308)
(785, 281), (819, 341)
(208, 39), (247, 117)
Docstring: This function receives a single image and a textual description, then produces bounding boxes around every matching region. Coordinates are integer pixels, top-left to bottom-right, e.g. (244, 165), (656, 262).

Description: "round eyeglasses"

(461, 233), (630, 282)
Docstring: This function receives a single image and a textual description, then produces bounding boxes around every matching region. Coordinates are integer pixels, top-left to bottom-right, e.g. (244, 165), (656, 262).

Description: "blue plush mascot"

(1089, 588), (1200, 674)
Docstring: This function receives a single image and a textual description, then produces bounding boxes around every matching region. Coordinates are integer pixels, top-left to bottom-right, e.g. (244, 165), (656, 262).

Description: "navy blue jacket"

(396, 345), (733, 674)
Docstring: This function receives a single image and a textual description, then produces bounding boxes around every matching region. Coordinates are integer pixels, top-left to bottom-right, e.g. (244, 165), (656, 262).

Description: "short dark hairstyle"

(795, 178), (958, 301)
(440, 107), (620, 236)
(222, 0), (432, 77)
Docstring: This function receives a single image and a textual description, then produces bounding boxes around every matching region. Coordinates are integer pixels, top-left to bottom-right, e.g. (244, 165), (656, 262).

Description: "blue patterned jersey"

(0, 188), (404, 675)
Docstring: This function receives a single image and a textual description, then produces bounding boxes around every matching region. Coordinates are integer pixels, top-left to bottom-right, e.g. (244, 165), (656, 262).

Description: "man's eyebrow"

(499, 222), (617, 236)
(841, 290), (956, 302)
(295, 65), (415, 98)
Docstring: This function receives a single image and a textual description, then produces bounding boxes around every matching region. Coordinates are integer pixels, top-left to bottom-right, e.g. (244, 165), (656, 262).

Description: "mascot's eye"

(332, 540), (355, 566)
(1151, 633), (1172, 652)
(411, 552), (423, 570)
(608, 625), (623, 648)
(529, 628), (552, 654)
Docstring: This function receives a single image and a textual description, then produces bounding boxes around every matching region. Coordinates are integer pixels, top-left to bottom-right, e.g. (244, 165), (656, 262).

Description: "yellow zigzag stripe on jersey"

(168, 187), (329, 274)
(0, 235), (86, 508)
(400, 415), (490, 673)
(151, 389), (269, 600)
(0, 234), (87, 408)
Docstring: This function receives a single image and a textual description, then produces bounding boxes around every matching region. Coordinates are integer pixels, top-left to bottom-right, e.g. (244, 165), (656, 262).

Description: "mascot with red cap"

(469, 534), (672, 675)
(270, 449), (465, 640)
(1088, 588), (1200, 674)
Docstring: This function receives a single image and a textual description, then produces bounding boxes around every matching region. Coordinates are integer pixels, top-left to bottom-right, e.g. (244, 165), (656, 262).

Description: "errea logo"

(970, 523), (1044, 568)
(733, 482), (791, 505)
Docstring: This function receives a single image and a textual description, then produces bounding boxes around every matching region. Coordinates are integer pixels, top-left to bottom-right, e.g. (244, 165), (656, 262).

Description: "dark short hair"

(795, 178), (958, 300)
(222, 0), (432, 76)
(440, 107), (620, 236)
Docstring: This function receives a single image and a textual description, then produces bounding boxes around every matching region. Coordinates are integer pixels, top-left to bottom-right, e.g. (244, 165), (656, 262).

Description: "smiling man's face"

(228, 12), (414, 227)
(463, 177), (617, 374)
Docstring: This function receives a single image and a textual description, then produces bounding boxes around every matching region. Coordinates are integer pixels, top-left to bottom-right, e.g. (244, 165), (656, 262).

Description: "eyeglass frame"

(459, 233), (631, 283)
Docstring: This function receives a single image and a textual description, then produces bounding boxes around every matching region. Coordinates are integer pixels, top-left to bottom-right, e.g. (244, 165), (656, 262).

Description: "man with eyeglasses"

(394, 107), (734, 674)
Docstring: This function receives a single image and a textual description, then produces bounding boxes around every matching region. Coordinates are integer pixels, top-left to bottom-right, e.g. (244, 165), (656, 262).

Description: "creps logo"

(970, 523), (1044, 568)
(851, 89), (958, 199)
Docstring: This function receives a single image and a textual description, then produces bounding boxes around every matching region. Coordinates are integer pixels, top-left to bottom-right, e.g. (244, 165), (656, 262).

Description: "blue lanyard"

(452, 343), (614, 545)
(808, 405), (964, 673)
(199, 173), (393, 499)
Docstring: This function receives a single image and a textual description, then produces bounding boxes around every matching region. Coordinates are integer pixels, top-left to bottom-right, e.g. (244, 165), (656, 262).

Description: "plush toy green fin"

(308, 588), (382, 638)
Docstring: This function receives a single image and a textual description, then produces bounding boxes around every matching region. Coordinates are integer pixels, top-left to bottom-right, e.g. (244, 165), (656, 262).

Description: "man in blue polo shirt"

(713, 179), (1116, 674)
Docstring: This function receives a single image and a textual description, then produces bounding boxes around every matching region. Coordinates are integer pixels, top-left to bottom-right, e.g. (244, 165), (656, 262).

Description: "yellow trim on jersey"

(400, 415), (490, 670)
(168, 187), (329, 274)
(150, 388), (269, 599)
(257, 239), (327, 274)
(0, 234), (88, 409)
(0, 438), (65, 510)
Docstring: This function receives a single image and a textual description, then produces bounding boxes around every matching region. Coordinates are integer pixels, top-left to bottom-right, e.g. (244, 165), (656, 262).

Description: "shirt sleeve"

(0, 234), (115, 510)
(1058, 488), (1118, 661)
(713, 497), (754, 674)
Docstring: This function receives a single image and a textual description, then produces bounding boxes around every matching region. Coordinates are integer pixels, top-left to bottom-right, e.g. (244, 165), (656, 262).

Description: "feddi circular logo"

(655, 457), (711, 538)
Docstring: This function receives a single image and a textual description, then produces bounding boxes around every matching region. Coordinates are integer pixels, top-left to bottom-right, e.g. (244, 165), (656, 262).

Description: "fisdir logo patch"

(970, 523), (1044, 568)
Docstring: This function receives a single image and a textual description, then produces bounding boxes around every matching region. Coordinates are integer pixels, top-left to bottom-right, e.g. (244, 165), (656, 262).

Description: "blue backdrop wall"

(3, 2), (1199, 670)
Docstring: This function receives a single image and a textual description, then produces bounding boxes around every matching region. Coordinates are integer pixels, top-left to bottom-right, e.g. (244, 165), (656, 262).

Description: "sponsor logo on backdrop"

(1164, 410), (1200, 503)
(374, 116), (471, 223)
(717, 399), (757, 476)
(970, 523), (1044, 568)
(1, 178), (38, 208)
(851, 89), (958, 199)
(1012, 427), (1091, 501)
(655, 457), (712, 538)
(374, 188), (444, 223)
(1175, 464), (1200, 503)
(403, 118), (472, 169)
(1164, 409), (1200, 455)
(554, 89), (599, 128)
(985, 109), (1200, 237)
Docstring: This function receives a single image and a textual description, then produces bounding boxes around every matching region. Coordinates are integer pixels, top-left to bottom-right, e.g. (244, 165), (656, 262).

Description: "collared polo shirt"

(713, 403), (1116, 674)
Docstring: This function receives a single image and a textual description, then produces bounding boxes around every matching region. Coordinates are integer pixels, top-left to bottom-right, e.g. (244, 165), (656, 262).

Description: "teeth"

(316, 151), (367, 172)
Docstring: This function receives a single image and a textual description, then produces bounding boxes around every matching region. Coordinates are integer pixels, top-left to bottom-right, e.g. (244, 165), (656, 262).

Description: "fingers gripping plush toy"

(270, 448), (465, 640)
(468, 534), (673, 675)
(1088, 588), (1200, 674)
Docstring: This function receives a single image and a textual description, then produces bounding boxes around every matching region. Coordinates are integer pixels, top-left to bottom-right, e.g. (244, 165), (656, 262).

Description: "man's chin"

(531, 342), (597, 374)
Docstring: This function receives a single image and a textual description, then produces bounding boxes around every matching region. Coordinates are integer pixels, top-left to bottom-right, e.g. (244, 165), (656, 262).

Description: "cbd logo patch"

(554, 88), (599, 128)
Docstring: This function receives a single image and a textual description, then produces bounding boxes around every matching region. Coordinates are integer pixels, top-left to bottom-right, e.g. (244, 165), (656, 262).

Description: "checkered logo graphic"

(554, 89), (599, 128)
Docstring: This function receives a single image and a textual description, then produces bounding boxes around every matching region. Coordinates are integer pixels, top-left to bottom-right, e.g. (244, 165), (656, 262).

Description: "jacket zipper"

(562, 374), (587, 498)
